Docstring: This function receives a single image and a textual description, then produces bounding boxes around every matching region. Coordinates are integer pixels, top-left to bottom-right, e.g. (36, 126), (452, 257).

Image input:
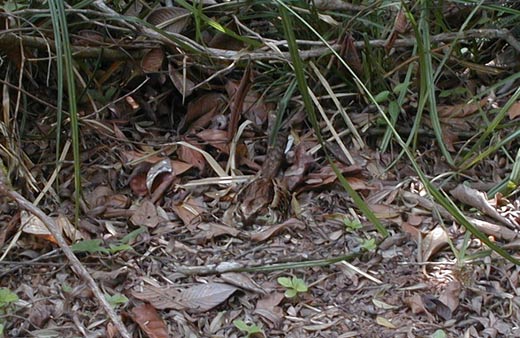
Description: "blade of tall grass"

(279, 3), (388, 237)
(49, 0), (81, 223)
(277, 1), (518, 263)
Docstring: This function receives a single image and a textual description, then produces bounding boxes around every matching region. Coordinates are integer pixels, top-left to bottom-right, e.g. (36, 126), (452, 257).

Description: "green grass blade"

(278, 3), (388, 237)
(49, 0), (81, 223)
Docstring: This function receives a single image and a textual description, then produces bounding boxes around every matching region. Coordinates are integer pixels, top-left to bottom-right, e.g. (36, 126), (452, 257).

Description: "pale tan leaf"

(376, 316), (396, 329)
(146, 159), (173, 193)
(175, 283), (237, 313)
(130, 200), (165, 228)
(508, 101), (520, 120)
(131, 285), (182, 310)
(250, 218), (304, 242)
(421, 225), (449, 262)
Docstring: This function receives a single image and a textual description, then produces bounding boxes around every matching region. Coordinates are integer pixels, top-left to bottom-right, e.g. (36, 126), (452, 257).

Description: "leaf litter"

(2, 3), (520, 338)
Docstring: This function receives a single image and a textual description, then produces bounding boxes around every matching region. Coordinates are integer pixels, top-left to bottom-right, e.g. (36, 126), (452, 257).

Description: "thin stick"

(0, 174), (131, 338)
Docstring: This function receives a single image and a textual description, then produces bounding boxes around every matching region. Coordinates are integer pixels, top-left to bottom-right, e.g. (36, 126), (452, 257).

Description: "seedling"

(105, 293), (128, 308)
(361, 238), (377, 251)
(0, 288), (18, 336)
(233, 319), (265, 338)
(343, 217), (362, 232)
(277, 276), (308, 298)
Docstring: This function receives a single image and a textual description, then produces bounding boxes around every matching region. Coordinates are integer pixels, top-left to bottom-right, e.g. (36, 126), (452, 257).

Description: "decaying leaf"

(129, 303), (168, 338)
(421, 224), (449, 262)
(142, 48), (165, 73)
(250, 218), (304, 242)
(146, 159), (173, 193)
(146, 7), (191, 34)
(175, 283), (238, 313)
(131, 285), (182, 310)
(130, 200), (165, 228)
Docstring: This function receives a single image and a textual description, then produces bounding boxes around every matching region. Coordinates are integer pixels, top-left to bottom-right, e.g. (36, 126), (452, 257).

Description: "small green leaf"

(0, 288), (18, 307)
(120, 227), (146, 244)
(285, 289), (298, 298)
(361, 238), (377, 251)
(61, 283), (73, 293)
(374, 90), (390, 103)
(292, 278), (308, 293)
(105, 293), (128, 307)
(71, 239), (109, 254)
(233, 319), (249, 331)
(108, 244), (132, 254)
(431, 329), (447, 338)
(277, 277), (293, 288)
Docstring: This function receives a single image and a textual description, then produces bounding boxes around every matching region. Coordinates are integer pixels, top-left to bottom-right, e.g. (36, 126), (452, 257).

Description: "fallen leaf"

(376, 316), (396, 329)
(130, 200), (165, 228)
(421, 224), (449, 262)
(220, 272), (266, 294)
(170, 196), (206, 225)
(131, 285), (182, 310)
(439, 280), (461, 312)
(450, 184), (516, 229)
(250, 218), (304, 242)
(178, 139), (206, 172)
(146, 159), (173, 193)
(175, 283), (238, 313)
(142, 48), (165, 73)
(508, 101), (520, 120)
(129, 303), (168, 338)
(146, 6), (190, 34)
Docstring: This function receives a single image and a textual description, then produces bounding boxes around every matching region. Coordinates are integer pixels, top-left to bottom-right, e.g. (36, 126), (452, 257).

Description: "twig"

(175, 252), (361, 276)
(0, 175), (131, 338)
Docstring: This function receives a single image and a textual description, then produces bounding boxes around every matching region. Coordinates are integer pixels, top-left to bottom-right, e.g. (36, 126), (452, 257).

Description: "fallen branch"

(175, 251), (361, 276)
(0, 173), (131, 338)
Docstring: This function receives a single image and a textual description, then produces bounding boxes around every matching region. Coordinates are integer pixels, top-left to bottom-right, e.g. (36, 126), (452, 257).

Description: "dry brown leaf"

(421, 294), (452, 321)
(146, 159), (173, 193)
(437, 99), (486, 118)
(439, 280), (461, 312)
(175, 283), (238, 313)
(142, 48), (165, 73)
(508, 101), (520, 120)
(450, 184), (516, 229)
(421, 224), (449, 262)
(405, 294), (428, 315)
(130, 200), (165, 228)
(170, 196), (206, 225)
(196, 129), (230, 153)
(225, 80), (270, 126)
(131, 285), (182, 310)
(129, 303), (168, 338)
(185, 93), (226, 130)
(146, 7), (190, 34)
(368, 204), (401, 219)
(21, 211), (57, 244)
(86, 185), (113, 208)
(194, 222), (240, 241)
(220, 272), (266, 294)
(339, 33), (363, 74)
(168, 63), (195, 97)
(284, 143), (314, 191)
(250, 218), (304, 242)
(254, 292), (284, 327)
(178, 140), (206, 172)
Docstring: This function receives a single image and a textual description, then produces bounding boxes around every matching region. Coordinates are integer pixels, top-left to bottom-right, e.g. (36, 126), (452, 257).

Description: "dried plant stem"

(3, 25), (518, 62)
(0, 176), (131, 338)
